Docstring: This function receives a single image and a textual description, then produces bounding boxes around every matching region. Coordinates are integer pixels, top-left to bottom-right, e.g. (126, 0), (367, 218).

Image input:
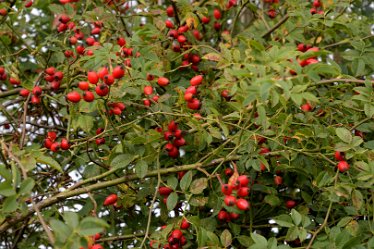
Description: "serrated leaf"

(135, 160), (148, 178)
(111, 154), (135, 169)
(166, 192), (178, 211)
(50, 219), (71, 242)
(336, 127), (352, 143)
(35, 154), (63, 173)
(190, 178), (208, 194)
(79, 217), (108, 236)
(19, 178), (35, 195)
(250, 233), (267, 247)
(2, 196), (18, 213)
(237, 235), (252, 247)
(64, 212), (79, 229)
(180, 170), (193, 192)
(220, 229), (232, 247)
(275, 214), (294, 227)
(291, 209), (302, 226)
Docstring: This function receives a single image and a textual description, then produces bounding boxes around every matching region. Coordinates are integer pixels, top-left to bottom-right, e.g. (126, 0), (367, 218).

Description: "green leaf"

(220, 229), (232, 247)
(166, 192), (178, 211)
(111, 154), (135, 169)
(337, 217), (353, 227)
(286, 226), (299, 241)
(336, 128), (353, 143)
(63, 212), (79, 229)
(274, 214), (294, 227)
(0, 181), (16, 196)
(2, 196), (18, 212)
(250, 233), (267, 247)
(20, 155), (36, 172)
(291, 209), (302, 226)
(237, 235), (252, 247)
(351, 189), (363, 210)
(180, 170), (193, 192)
(35, 154), (63, 173)
(135, 160), (148, 179)
(264, 195), (281, 206)
(364, 104), (374, 118)
(50, 219), (71, 242)
(190, 178), (208, 194)
(19, 178), (35, 195)
(79, 217), (108, 236)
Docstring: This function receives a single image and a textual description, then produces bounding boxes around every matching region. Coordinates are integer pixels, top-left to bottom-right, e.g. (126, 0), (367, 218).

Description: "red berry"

(274, 175), (283, 186)
(168, 147), (179, 158)
(180, 218), (190, 229)
(237, 187), (250, 197)
(91, 244), (103, 249)
(259, 147), (270, 155)
(103, 194), (118, 206)
(285, 200), (297, 209)
(221, 184), (233, 195)
(60, 138), (70, 150)
(31, 96), (41, 104)
(224, 195), (236, 206)
(187, 98), (200, 110)
(267, 9), (276, 18)
(85, 37), (95, 46)
(44, 138), (53, 149)
(78, 81), (89, 91)
(168, 120), (178, 132)
(225, 168), (233, 177)
(201, 16), (210, 24)
(95, 84), (109, 96)
(69, 36), (78, 45)
(213, 9), (222, 20)
(143, 99), (151, 106)
(190, 75), (203, 86)
(170, 229), (183, 240)
(112, 66), (125, 79)
(76, 45), (85, 55)
(103, 74), (115, 85)
(177, 35), (187, 44)
(217, 210), (229, 221)
(166, 6), (174, 17)
(237, 175), (250, 187)
(144, 85), (153, 95)
(159, 186), (173, 196)
(313, 0), (321, 8)
(88, 71), (99, 84)
(334, 151), (345, 161)
(96, 138), (105, 145)
(165, 20), (174, 29)
(83, 91), (95, 102)
(0, 8), (8, 16)
(186, 86), (197, 95)
(66, 91), (81, 103)
(301, 103), (313, 112)
(229, 212), (240, 220)
(173, 138), (186, 147)
(157, 77), (169, 87)
(236, 198), (250, 210)
(50, 142), (60, 152)
(164, 131), (174, 141)
(117, 37), (126, 46)
(214, 22), (221, 31)
(32, 86), (42, 96)
(19, 89), (30, 97)
(97, 67), (109, 79)
(165, 143), (174, 151)
(337, 161), (350, 172)
(45, 67), (55, 75)
(184, 92), (194, 102)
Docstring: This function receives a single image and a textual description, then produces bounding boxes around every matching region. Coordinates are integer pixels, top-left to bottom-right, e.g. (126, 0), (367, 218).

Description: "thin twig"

(261, 13), (289, 38)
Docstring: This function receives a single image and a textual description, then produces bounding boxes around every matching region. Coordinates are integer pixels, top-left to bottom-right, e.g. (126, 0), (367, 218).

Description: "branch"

(97, 233), (145, 243)
(0, 155), (240, 234)
(314, 78), (373, 86)
(261, 13), (289, 38)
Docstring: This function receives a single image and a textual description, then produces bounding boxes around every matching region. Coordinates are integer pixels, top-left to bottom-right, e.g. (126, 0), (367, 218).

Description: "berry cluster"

(0, 67), (7, 81)
(43, 67), (64, 91)
(152, 221), (190, 249)
(95, 128), (105, 145)
(289, 44), (320, 75)
(335, 151), (350, 172)
(143, 84), (160, 107)
(107, 102), (126, 116)
(44, 131), (70, 152)
(216, 164), (251, 222)
(79, 233), (103, 249)
(163, 121), (186, 158)
(184, 75), (203, 110)
(310, 0), (324, 15)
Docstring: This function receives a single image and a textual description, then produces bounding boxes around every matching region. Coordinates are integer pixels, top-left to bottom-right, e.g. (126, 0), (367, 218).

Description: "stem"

(261, 13), (289, 38)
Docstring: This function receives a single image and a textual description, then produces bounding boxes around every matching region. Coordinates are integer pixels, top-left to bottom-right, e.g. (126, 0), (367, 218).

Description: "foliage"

(0, 0), (373, 248)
